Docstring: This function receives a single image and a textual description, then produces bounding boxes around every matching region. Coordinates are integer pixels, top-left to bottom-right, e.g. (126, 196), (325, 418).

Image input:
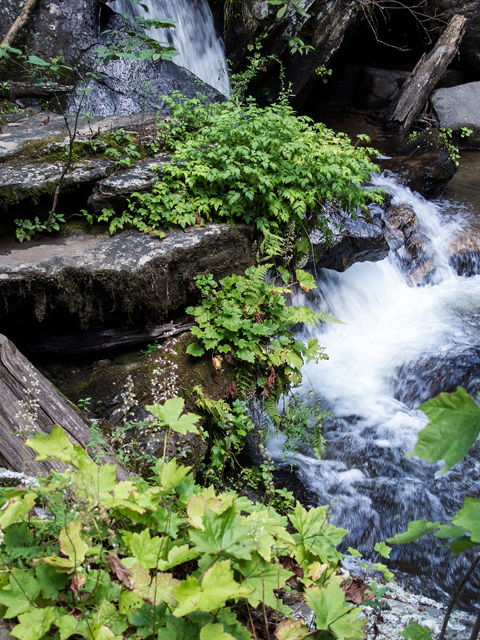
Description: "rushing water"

(111, 0), (230, 94)
(268, 165), (480, 606)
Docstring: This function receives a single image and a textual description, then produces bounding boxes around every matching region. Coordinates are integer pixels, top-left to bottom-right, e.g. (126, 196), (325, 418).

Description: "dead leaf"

(212, 355), (222, 371)
(213, 373), (220, 385)
(195, 212), (202, 225)
(107, 553), (133, 589)
(70, 574), (85, 598)
(307, 561), (329, 582)
(343, 577), (374, 605)
(42, 116), (50, 126)
(226, 381), (237, 400)
(267, 366), (276, 388)
(183, 228), (194, 233)
(280, 556), (303, 587)
(69, 607), (83, 620)
(275, 618), (309, 640)
(255, 311), (263, 323)
(264, 386), (271, 400)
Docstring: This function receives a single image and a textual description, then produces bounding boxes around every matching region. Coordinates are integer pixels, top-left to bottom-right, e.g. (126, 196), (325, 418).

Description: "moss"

(0, 186), (20, 209)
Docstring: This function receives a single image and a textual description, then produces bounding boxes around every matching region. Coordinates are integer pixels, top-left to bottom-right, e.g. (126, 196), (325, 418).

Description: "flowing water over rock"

(269, 168), (480, 607)
(111, 0), (230, 94)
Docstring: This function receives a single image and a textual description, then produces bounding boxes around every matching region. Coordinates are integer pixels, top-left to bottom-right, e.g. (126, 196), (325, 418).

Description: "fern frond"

(264, 396), (281, 429)
(313, 425), (326, 461)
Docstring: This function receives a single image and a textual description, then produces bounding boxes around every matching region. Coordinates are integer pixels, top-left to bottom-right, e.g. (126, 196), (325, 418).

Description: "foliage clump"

(0, 408), (373, 640)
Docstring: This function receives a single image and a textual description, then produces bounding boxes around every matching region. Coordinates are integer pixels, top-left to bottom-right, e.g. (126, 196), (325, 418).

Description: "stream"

(269, 157), (480, 608)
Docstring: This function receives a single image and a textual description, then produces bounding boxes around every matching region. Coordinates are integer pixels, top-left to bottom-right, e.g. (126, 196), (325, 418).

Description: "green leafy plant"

(385, 386), (480, 640)
(125, 91), (382, 248)
(14, 211), (65, 243)
(0, 413), (368, 640)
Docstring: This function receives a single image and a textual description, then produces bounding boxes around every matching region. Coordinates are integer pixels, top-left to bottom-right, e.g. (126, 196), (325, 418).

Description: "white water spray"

(111, 0), (231, 94)
(269, 173), (480, 602)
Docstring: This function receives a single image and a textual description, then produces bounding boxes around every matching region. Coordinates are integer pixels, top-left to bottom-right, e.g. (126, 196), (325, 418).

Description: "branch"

(1, 0), (39, 50)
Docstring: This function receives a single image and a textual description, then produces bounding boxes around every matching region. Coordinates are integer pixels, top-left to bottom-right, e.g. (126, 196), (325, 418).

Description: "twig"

(439, 554), (480, 640)
(1, 0), (38, 49)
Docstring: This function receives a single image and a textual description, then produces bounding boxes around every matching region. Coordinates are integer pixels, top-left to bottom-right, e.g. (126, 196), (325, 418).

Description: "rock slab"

(432, 81), (480, 131)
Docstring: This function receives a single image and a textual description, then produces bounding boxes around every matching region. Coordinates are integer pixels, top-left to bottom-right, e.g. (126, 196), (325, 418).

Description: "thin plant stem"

(439, 554), (480, 640)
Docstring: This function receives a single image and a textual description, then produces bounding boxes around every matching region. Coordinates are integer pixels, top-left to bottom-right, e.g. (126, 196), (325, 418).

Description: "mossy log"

(0, 333), (128, 478)
(386, 14), (467, 131)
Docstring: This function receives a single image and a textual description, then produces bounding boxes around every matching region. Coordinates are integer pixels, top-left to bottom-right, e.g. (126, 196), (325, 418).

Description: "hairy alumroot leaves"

(400, 621), (433, 640)
(147, 397), (200, 435)
(235, 553), (292, 610)
(305, 580), (364, 640)
(173, 560), (251, 617)
(411, 386), (480, 473)
(199, 623), (236, 640)
(452, 497), (480, 543)
(10, 606), (56, 640)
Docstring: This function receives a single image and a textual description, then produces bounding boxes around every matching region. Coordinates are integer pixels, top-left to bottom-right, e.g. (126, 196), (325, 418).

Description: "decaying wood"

(0, 334), (128, 478)
(29, 323), (195, 356)
(1, 0), (39, 49)
(386, 14), (467, 131)
(0, 81), (73, 101)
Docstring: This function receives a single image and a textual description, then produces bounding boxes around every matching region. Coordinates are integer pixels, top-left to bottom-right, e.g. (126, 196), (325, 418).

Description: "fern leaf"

(313, 425), (326, 461)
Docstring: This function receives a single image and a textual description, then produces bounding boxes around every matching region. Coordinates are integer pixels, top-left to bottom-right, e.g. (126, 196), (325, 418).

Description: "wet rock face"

(0, 224), (254, 332)
(308, 206), (389, 272)
(0, 1), (223, 116)
(379, 149), (457, 199)
(431, 81), (480, 135)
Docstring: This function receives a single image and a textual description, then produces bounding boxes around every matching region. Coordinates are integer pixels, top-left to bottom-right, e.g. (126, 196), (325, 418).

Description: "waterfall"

(110, 0), (231, 95)
(268, 173), (480, 606)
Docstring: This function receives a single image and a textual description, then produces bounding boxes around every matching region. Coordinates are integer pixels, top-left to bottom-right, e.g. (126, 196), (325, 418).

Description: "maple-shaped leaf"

(187, 487), (222, 530)
(56, 614), (88, 640)
(130, 563), (179, 607)
(244, 508), (295, 562)
(96, 598), (128, 635)
(158, 458), (191, 495)
(400, 621), (433, 640)
(190, 505), (256, 560)
(147, 398), (201, 435)
(412, 387), (480, 473)
(0, 493), (36, 529)
(157, 544), (199, 571)
(296, 269), (316, 292)
(387, 520), (440, 544)
(11, 606), (55, 640)
(27, 426), (87, 467)
(173, 560), (251, 617)
(0, 568), (40, 618)
(125, 529), (164, 569)
(452, 497), (480, 543)
(306, 579), (365, 640)
(235, 553), (292, 610)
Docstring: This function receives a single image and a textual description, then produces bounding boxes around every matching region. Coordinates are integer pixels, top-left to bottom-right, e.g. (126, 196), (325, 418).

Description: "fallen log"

(26, 322), (195, 356)
(386, 14), (467, 131)
(1, 0), (38, 49)
(0, 334), (128, 478)
(0, 81), (73, 101)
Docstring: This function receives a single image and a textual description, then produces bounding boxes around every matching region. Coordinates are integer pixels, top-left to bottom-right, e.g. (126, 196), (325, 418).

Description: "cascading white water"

(111, 0), (231, 94)
(269, 173), (480, 604)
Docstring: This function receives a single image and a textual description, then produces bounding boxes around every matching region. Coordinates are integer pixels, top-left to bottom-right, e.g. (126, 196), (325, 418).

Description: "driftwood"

(0, 81), (73, 101)
(386, 14), (467, 131)
(0, 334), (128, 478)
(1, 0), (38, 49)
(28, 323), (195, 356)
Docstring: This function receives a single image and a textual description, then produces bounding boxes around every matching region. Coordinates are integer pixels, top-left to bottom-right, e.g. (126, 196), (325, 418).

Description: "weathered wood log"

(0, 81), (73, 101)
(386, 14), (467, 131)
(0, 0), (38, 49)
(27, 323), (195, 356)
(0, 334), (128, 478)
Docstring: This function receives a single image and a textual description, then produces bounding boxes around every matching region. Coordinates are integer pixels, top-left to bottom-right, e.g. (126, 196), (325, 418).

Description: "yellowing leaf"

(187, 489), (222, 530)
(27, 426), (87, 467)
(275, 618), (309, 640)
(0, 494), (36, 529)
(307, 561), (329, 582)
(130, 563), (179, 606)
(59, 521), (88, 565)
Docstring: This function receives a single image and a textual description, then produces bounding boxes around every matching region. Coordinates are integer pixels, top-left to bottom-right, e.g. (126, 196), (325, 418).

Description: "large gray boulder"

(431, 81), (480, 131)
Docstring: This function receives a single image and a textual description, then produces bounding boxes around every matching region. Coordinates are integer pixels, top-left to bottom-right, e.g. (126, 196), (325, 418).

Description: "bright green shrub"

(126, 94), (383, 246)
